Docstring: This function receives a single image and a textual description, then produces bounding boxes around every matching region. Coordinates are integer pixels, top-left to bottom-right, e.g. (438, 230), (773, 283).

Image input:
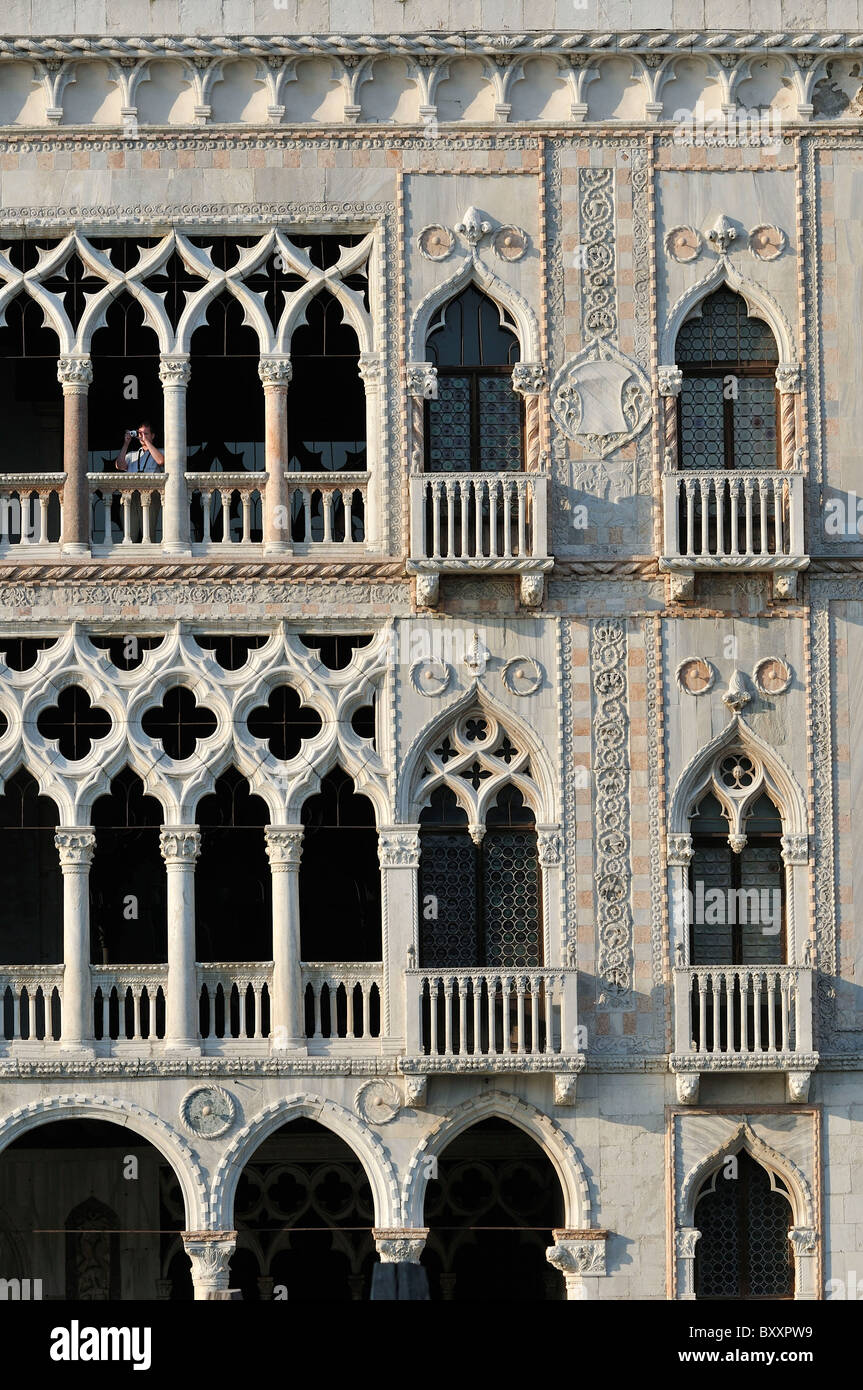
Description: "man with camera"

(114, 420), (164, 472)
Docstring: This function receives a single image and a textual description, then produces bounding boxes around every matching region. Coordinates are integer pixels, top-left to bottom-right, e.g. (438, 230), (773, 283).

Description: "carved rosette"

(406, 363), (438, 400)
(182, 1231), (237, 1294)
(264, 826), (304, 870)
(258, 356), (293, 387)
(511, 362), (546, 396)
(501, 655), (544, 696)
(657, 364), (683, 397)
(667, 833), (694, 867)
(675, 1227), (702, 1260)
(545, 1235), (607, 1277)
(160, 827), (202, 864)
(57, 356), (94, 389)
(373, 1228), (429, 1264)
(378, 828), (421, 869)
(417, 225), (454, 261)
(355, 1079), (402, 1125)
(54, 828), (96, 868)
(159, 356), (192, 388)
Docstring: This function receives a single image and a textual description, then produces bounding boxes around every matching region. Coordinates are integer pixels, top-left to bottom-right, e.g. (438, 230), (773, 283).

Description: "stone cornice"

(0, 559), (406, 584)
(1, 33), (863, 60)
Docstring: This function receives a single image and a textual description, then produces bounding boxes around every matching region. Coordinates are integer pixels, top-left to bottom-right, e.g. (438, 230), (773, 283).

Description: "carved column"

(371, 1228), (430, 1301)
(159, 355), (191, 555)
(788, 1226), (818, 1300)
(160, 827), (201, 1050)
(657, 365), (683, 471)
(378, 827), (421, 1053)
(776, 364), (801, 470)
(55, 828), (96, 1050)
(511, 362), (547, 473)
(675, 1226), (701, 1299)
(545, 1230), (608, 1300)
(264, 825), (305, 1050)
(358, 352), (382, 546)
(259, 356), (292, 555)
(406, 362), (437, 471)
(182, 1231), (237, 1300)
(57, 356), (93, 556)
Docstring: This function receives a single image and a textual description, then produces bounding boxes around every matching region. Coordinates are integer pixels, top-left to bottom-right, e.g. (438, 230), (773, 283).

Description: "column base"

(270, 1037), (307, 1053)
(61, 543), (91, 558)
(263, 541), (292, 557)
(165, 1039), (202, 1054)
(60, 1041), (95, 1056)
(161, 544), (191, 557)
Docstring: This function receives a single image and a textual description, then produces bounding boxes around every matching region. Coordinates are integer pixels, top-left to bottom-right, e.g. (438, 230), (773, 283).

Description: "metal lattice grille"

(483, 830), (541, 968)
(419, 826), (541, 968)
(419, 831), (479, 967)
(695, 1152), (794, 1300)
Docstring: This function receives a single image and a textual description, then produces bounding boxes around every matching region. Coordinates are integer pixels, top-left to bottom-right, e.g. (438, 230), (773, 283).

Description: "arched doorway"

(226, 1118), (377, 1301)
(0, 1118), (186, 1300)
(694, 1150), (794, 1300)
(422, 1117), (565, 1300)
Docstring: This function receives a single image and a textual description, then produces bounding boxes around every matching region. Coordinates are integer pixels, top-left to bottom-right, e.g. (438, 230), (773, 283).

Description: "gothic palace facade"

(0, 0), (861, 1302)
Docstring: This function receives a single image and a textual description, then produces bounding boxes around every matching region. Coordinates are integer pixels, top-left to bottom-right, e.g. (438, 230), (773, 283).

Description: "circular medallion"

(664, 226), (702, 263)
(409, 658), (452, 696)
(749, 224), (786, 261)
(501, 655), (544, 696)
(676, 657), (715, 696)
(355, 1079), (401, 1126)
(493, 225), (529, 261)
(180, 1085), (236, 1139)
(753, 656), (792, 695)
(417, 225), (454, 261)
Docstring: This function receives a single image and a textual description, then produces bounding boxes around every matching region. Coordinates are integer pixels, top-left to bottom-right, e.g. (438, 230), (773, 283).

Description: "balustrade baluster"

(773, 476), (784, 554)
(473, 979), (482, 1056)
(744, 478), (755, 556)
(443, 978), (454, 1056)
(474, 479), (484, 557)
(759, 478), (769, 555)
(458, 978), (468, 1056)
(729, 478), (740, 557)
(516, 978), (526, 1053)
(685, 480), (695, 557)
(753, 972), (762, 1050)
(431, 481), (442, 559)
(767, 971), (777, 1051)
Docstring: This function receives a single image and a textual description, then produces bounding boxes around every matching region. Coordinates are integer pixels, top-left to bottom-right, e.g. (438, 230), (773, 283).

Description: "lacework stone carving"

(591, 618), (632, 1006)
(579, 167), (617, 340)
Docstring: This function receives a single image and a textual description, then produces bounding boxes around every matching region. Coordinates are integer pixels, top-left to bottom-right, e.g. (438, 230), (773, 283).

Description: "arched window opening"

(689, 786), (785, 966)
(694, 1151), (794, 1300)
(192, 633), (267, 669)
(1, 1118), (185, 1302)
(0, 770), (62, 974)
(187, 289), (264, 471)
(90, 768), (166, 969)
(196, 768), (271, 963)
(88, 292), (162, 471)
(298, 633), (373, 670)
(0, 636), (57, 671)
(425, 284), (523, 473)
(88, 634), (164, 671)
(422, 1118), (565, 1302)
(225, 1118), (376, 1303)
(676, 287), (779, 472)
(289, 292), (366, 473)
(0, 291), (63, 476)
(419, 784), (541, 968)
(299, 769), (381, 962)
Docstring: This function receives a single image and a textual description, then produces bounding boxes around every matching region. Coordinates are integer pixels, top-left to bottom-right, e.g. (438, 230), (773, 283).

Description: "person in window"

(114, 420), (164, 473)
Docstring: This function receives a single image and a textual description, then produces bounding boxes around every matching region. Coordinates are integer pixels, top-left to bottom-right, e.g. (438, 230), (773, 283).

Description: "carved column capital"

(781, 833), (809, 866)
(657, 364), (683, 397)
(546, 1231), (608, 1277)
(667, 833), (694, 867)
(57, 356), (93, 391)
(54, 827), (96, 868)
(378, 827), (421, 869)
(788, 1226), (818, 1257)
(258, 355), (293, 387)
(675, 1226), (702, 1259)
(511, 361), (547, 395)
(406, 362), (438, 400)
(373, 1228), (429, 1264)
(182, 1231), (237, 1298)
(775, 363), (802, 394)
(537, 827), (563, 866)
(264, 824), (304, 869)
(159, 355), (192, 388)
(160, 826), (201, 864)
(358, 352), (383, 387)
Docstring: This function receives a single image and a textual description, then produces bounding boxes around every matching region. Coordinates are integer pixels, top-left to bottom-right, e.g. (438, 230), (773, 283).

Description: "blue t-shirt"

(125, 448), (160, 473)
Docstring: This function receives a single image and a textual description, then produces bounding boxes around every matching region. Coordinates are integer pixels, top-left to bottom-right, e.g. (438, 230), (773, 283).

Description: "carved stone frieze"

(591, 618), (632, 1006)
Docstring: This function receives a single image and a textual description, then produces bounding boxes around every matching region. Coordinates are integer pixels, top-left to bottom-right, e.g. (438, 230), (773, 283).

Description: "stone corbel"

(786, 1070), (812, 1104)
(553, 1072), (579, 1106)
(546, 1230), (608, 1300)
(402, 1073), (427, 1108)
(676, 1072), (700, 1105)
(668, 571), (695, 603)
(520, 573), (545, 608)
(415, 573), (440, 608)
(773, 571), (799, 602)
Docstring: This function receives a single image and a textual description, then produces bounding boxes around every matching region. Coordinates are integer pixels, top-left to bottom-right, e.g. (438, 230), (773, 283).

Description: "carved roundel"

(664, 226), (702, 263)
(355, 1079), (401, 1126)
(501, 655), (544, 696)
(417, 225), (455, 261)
(749, 224), (786, 261)
(753, 656), (792, 696)
(180, 1085), (237, 1139)
(409, 658), (453, 697)
(676, 657), (715, 696)
(493, 225), (529, 262)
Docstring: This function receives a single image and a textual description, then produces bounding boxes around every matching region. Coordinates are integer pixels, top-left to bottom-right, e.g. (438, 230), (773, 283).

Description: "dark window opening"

(37, 685), (111, 760)
(141, 686), (217, 761)
(247, 685), (323, 760)
(88, 635), (163, 671)
(288, 294), (366, 473)
(193, 634), (268, 669)
(419, 784), (540, 968)
(90, 768), (166, 967)
(298, 634), (373, 670)
(0, 637), (57, 671)
(0, 294), (63, 475)
(87, 293), (162, 475)
(695, 1151), (794, 1300)
(299, 768), (381, 961)
(688, 790), (785, 965)
(187, 292), (264, 474)
(350, 703), (376, 746)
(425, 284), (523, 474)
(0, 769), (61, 972)
(196, 768), (271, 962)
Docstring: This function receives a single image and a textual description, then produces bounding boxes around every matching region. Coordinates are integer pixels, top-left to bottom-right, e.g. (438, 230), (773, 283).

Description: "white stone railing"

(197, 962), (272, 1041)
(91, 964), (167, 1042)
(0, 474), (65, 552)
(301, 963), (382, 1042)
(410, 471), (547, 564)
(661, 469), (805, 566)
(89, 472), (165, 548)
(286, 471), (368, 546)
(673, 965), (814, 1059)
(187, 472), (266, 549)
(0, 965), (63, 1042)
(405, 967), (576, 1058)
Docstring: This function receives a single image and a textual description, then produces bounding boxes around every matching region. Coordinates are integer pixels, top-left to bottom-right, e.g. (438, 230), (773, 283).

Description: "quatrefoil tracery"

(416, 707), (539, 825)
(689, 748), (781, 850)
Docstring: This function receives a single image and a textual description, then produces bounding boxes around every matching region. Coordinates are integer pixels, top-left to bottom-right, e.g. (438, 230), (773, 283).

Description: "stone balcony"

(670, 963), (818, 1105)
(659, 467), (808, 602)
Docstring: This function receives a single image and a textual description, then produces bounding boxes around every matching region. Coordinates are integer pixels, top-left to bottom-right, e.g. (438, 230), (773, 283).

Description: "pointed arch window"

(425, 284), (523, 472)
(694, 1151), (794, 1300)
(419, 784), (541, 968)
(676, 288), (779, 471)
(689, 782), (785, 966)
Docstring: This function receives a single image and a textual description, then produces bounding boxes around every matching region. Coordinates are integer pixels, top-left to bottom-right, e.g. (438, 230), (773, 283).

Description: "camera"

(128, 429), (138, 438)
